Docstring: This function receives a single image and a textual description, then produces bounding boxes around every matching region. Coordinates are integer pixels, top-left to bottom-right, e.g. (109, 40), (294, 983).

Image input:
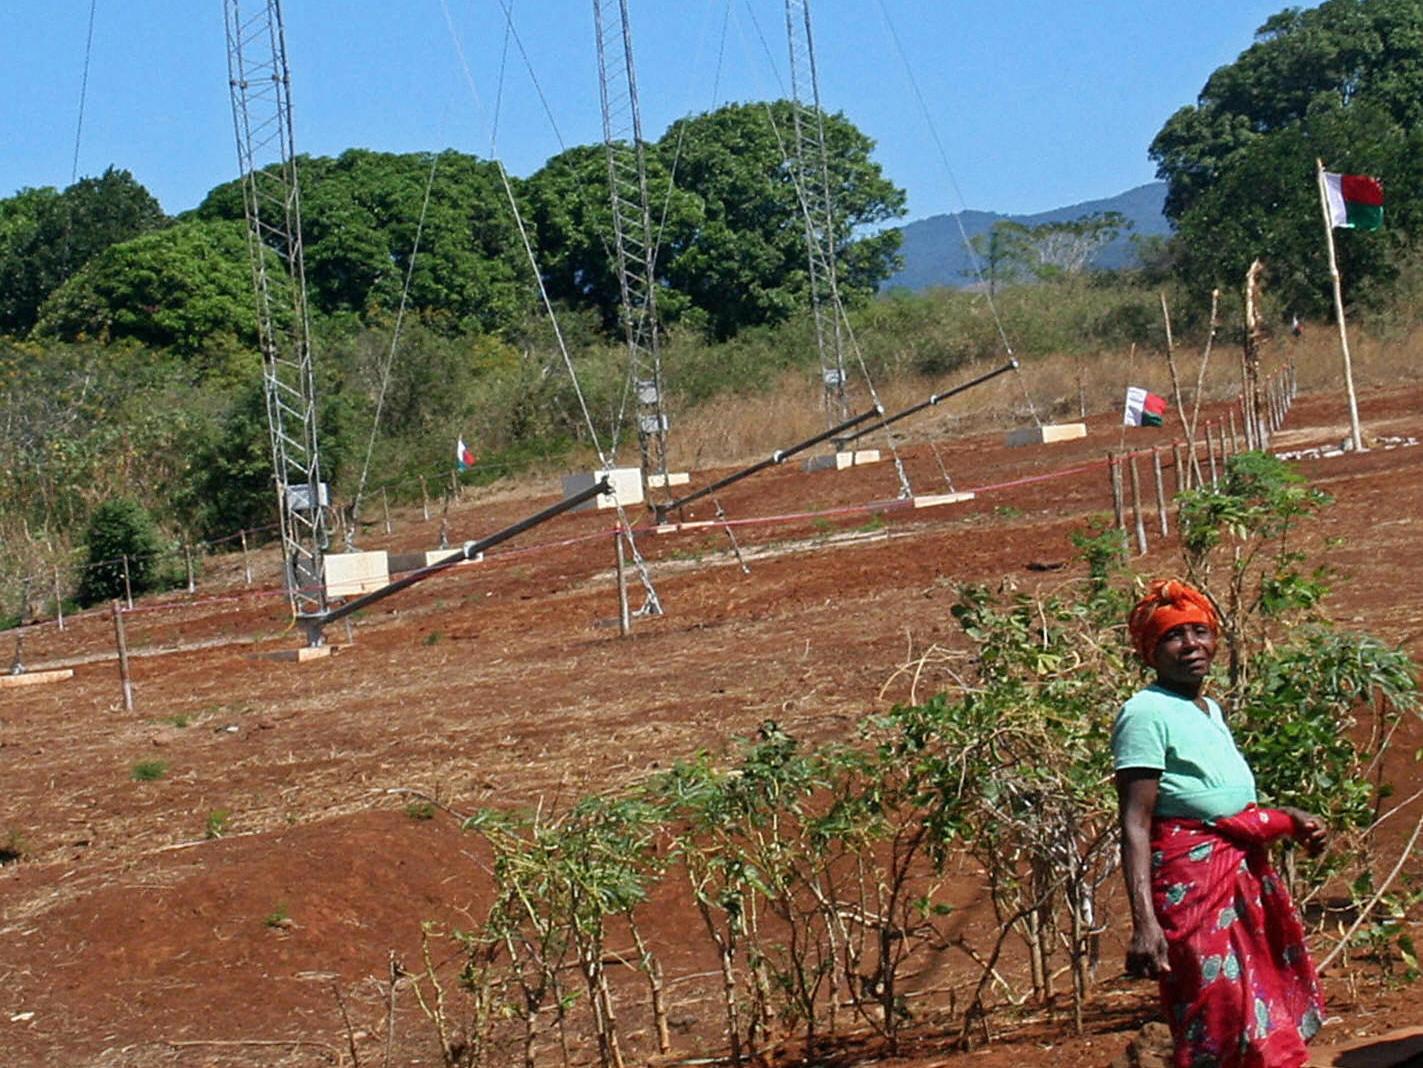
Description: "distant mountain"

(883, 181), (1170, 291)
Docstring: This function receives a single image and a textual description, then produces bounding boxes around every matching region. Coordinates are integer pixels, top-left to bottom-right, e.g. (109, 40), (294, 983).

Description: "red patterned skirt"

(1150, 806), (1323, 1068)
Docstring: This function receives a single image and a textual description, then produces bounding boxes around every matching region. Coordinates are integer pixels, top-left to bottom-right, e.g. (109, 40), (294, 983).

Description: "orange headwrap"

(1127, 579), (1218, 662)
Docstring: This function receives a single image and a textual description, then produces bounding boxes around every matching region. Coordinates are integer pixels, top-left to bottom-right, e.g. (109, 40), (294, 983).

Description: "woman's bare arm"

(1117, 768), (1170, 979)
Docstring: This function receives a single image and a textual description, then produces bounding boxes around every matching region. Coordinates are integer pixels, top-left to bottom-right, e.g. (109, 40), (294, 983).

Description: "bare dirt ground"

(2, 382), (1421, 1067)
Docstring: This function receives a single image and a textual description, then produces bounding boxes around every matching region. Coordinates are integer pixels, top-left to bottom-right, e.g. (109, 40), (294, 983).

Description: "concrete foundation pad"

(250, 645), (334, 664)
(1004, 422), (1088, 447)
(653, 520), (718, 535)
(646, 471), (691, 488)
(564, 468), (644, 511)
(803, 449), (882, 472)
(0, 668), (75, 688)
(912, 491), (976, 509)
(324, 551), (390, 597)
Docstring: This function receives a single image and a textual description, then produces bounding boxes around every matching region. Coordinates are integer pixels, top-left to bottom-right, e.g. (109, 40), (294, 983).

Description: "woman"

(1113, 579), (1327, 1068)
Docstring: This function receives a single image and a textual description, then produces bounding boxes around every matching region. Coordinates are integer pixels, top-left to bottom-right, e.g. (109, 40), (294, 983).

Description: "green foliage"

(404, 801), (437, 820)
(1151, 1), (1423, 312)
(77, 497), (170, 607)
(264, 903), (290, 928)
(0, 168), (167, 336)
(130, 760), (168, 782)
(970, 212), (1131, 287)
(35, 218), (263, 359)
(204, 809), (230, 839)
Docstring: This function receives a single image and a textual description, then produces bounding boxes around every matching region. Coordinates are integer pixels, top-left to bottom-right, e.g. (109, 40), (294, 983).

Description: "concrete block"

(1004, 422), (1088, 447)
(388, 547), (484, 574)
(646, 471), (691, 488)
(802, 450), (882, 473)
(0, 668), (74, 688)
(653, 520), (717, 535)
(563, 467), (644, 512)
(912, 491), (976, 509)
(252, 645), (333, 663)
(324, 551), (390, 597)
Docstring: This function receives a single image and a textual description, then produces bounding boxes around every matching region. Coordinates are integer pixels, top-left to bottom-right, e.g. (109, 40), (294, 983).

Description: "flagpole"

(1316, 158), (1365, 452)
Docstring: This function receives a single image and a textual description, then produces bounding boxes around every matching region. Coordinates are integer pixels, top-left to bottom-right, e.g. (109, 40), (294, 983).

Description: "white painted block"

(563, 468), (644, 512)
(851, 449), (882, 466)
(646, 471), (691, 488)
(324, 550), (390, 597)
(653, 520), (717, 535)
(804, 450), (884, 472)
(1004, 422), (1088, 447)
(913, 491), (976, 509)
(0, 668), (74, 688)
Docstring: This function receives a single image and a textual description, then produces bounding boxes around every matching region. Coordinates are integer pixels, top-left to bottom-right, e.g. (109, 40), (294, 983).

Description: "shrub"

(77, 498), (168, 607)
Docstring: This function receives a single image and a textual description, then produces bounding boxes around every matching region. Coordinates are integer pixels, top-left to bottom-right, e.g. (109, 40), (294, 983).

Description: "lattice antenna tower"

(593, 0), (670, 491)
(785, 0), (850, 427)
(224, 0), (329, 626)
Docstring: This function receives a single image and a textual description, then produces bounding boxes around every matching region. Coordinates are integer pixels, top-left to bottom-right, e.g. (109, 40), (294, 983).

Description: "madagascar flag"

(1324, 172), (1383, 231)
(1124, 386), (1167, 427)
(456, 437), (477, 472)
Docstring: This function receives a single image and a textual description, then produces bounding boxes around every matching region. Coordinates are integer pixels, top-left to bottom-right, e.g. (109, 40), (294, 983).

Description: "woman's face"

(1151, 621), (1217, 687)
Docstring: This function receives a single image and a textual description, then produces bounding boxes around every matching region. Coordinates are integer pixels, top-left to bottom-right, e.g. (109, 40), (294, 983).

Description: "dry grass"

(666, 324), (1423, 469)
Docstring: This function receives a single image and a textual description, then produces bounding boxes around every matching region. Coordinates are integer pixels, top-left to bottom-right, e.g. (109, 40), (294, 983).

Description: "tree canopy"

(0, 168), (167, 336)
(1150, 0), (1423, 309)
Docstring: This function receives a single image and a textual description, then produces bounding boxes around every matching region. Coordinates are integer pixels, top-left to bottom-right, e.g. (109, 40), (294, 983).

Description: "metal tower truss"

(784, 0), (850, 427)
(593, 0), (670, 492)
(224, 0), (329, 627)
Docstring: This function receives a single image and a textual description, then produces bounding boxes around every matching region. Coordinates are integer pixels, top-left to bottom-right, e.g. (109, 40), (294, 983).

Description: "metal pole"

(112, 601), (134, 713)
(121, 554), (134, 609)
(832, 359), (1018, 446)
(1129, 453), (1148, 555)
(1152, 446), (1169, 537)
(1316, 159), (1365, 452)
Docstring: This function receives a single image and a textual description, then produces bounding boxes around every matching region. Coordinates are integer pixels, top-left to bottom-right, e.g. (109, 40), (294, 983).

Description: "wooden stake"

(614, 529), (631, 637)
(121, 554), (134, 609)
(1228, 409), (1240, 452)
(240, 529), (252, 586)
(184, 542), (196, 593)
(1184, 289), (1220, 488)
(1109, 453), (1125, 532)
(1216, 421), (1229, 470)
(1171, 442), (1185, 497)
(382, 486), (392, 535)
(419, 475), (430, 521)
(112, 601), (134, 713)
(1206, 422), (1219, 488)
(1152, 446), (1169, 537)
(1316, 158), (1365, 452)
(449, 469), (460, 501)
(1160, 291), (1192, 453)
(54, 566), (64, 632)
(1128, 453), (1148, 555)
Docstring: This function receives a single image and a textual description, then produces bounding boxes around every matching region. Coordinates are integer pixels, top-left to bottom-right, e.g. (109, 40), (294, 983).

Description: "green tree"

(196, 149), (531, 333)
(1150, 0), (1423, 310)
(657, 101), (905, 339)
(0, 168), (167, 336)
(76, 497), (169, 606)
(33, 218), (262, 361)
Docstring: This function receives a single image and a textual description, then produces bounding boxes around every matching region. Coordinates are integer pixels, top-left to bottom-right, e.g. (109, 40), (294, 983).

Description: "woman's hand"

(1281, 806), (1328, 856)
(1125, 920), (1172, 980)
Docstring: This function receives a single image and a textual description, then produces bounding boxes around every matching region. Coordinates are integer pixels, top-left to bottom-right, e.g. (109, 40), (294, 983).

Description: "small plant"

(131, 759), (168, 782)
(204, 809), (230, 839)
(405, 801), (437, 821)
(857, 511), (886, 533)
(422, 630), (443, 646)
(264, 902), (290, 928)
(0, 829), (28, 864)
(161, 713), (191, 728)
(992, 504), (1023, 519)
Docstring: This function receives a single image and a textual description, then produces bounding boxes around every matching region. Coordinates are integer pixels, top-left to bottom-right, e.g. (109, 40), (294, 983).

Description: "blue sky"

(2, 1), (1289, 222)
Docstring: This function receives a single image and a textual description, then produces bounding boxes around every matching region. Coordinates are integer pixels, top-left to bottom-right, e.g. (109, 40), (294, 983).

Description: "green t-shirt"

(1111, 684), (1257, 821)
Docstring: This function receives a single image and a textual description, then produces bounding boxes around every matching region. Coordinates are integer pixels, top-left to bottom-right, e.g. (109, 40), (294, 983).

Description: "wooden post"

(184, 542), (196, 593)
(1152, 446), (1169, 537)
(1171, 442), (1185, 497)
(1228, 409), (1240, 452)
(1217, 421), (1230, 471)
(1128, 453), (1148, 555)
(382, 486), (392, 535)
(1206, 423), (1219, 488)
(1316, 158), (1365, 452)
(419, 476), (430, 522)
(614, 528), (631, 638)
(240, 529), (252, 586)
(53, 566), (64, 632)
(1109, 453), (1125, 532)
(112, 601), (134, 713)
(450, 469), (460, 501)
(121, 554), (134, 609)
